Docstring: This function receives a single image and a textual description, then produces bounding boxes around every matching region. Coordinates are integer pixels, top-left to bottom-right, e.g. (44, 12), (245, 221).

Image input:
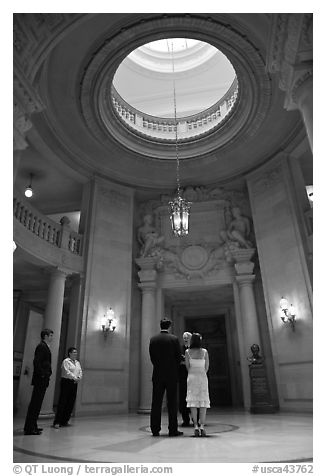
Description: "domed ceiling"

(15, 13), (307, 208)
(110, 38), (237, 142)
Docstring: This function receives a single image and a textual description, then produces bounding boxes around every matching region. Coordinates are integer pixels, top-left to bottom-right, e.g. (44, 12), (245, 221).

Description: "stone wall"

(76, 178), (134, 415)
(246, 154), (312, 411)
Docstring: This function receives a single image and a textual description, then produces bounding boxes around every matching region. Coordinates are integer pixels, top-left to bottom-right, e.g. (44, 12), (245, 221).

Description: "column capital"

(48, 267), (70, 280)
(137, 268), (158, 284)
(135, 256), (159, 270)
(138, 282), (157, 293)
(235, 274), (256, 287)
(229, 248), (256, 276)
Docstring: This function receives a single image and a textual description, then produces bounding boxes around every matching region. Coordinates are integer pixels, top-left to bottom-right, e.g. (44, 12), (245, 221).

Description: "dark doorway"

(185, 315), (232, 406)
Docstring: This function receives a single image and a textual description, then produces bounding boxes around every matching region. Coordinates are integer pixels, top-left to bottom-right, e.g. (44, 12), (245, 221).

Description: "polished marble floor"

(13, 410), (312, 464)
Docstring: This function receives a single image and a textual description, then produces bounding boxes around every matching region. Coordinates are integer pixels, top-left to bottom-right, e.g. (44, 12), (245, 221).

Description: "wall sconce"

(24, 173), (34, 198)
(280, 297), (296, 331)
(101, 307), (117, 338)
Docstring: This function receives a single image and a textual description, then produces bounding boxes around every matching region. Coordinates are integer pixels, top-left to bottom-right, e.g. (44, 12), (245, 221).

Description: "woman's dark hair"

(67, 347), (77, 356)
(190, 333), (202, 349)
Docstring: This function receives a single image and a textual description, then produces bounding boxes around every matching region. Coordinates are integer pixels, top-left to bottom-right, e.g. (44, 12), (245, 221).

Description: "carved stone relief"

(160, 244), (226, 280)
(136, 184), (255, 280)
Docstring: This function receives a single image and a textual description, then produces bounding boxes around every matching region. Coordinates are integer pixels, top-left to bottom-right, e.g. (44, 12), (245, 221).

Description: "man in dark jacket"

(23, 328), (53, 435)
(149, 318), (183, 437)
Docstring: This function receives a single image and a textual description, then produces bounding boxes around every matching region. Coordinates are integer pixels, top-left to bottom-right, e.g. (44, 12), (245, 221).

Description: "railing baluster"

(14, 194), (83, 257)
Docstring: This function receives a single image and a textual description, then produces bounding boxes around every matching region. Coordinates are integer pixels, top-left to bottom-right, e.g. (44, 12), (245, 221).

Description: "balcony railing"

(111, 78), (238, 141)
(13, 194), (83, 256)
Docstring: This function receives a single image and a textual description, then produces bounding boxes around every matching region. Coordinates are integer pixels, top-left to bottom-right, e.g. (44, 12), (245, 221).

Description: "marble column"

(293, 75), (313, 152)
(65, 274), (84, 349)
(231, 249), (261, 409)
(40, 268), (68, 417)
(136, 257), (158, 414)
(236, 275), (260, 349)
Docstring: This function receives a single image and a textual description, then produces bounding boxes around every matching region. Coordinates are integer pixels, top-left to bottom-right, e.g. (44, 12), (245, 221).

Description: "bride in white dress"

(185, 333), (210, 437)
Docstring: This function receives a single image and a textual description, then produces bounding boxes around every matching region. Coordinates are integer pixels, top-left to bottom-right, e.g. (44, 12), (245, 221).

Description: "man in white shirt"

(52, 347), (82, 428)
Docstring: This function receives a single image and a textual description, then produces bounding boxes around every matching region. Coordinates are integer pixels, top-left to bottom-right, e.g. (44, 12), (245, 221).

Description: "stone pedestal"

(136, 257), (159, 414)
(249, 363), (275, 414)
(40, 268), (67, 418)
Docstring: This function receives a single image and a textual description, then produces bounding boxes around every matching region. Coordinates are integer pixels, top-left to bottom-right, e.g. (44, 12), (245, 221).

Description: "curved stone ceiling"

(35, 14), (303, 189)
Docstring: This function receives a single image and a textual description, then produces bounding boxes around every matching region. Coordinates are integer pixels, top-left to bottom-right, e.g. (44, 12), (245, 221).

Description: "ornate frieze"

(160, 244), (227, 280)
(98, 187), (130, 209)
(135, 185), (255, 281)
(291, 70), (313, 105)
(80, 14), (272, 160)
(266, 13), (313, 111)
(251, 165), (283, 197)
(13, 69), (44, 150)
(14, 13), (81, 81)
(139, 184), (248, 215)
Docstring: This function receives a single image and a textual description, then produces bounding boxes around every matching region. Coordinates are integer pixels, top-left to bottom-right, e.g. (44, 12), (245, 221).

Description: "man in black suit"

(24, 328), (53, 435)
(149, 318), (183, 437)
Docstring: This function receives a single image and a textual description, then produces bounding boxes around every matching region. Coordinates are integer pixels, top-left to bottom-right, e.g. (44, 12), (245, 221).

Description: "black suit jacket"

(31, 341), (52, 387)
(149, 331), (181, 382)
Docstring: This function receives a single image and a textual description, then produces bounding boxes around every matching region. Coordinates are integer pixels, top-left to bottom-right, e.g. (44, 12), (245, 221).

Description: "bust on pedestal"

(247, 344), (276, 414)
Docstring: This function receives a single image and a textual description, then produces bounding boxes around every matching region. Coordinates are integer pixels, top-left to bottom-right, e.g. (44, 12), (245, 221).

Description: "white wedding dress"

(186, 349), (210, 408)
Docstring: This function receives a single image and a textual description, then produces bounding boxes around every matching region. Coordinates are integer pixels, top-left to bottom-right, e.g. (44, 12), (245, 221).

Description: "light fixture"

(168, 40), (191, 237)
(24, 173), (34, 198)
(280, 296), (296, 331)
(306, 185), (313, 207)
(101, 307), (117, 337)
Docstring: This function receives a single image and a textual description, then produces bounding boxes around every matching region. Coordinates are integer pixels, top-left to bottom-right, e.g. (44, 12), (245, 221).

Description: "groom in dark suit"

(24, 328), (53, 435)
(149, 318), (183, 437)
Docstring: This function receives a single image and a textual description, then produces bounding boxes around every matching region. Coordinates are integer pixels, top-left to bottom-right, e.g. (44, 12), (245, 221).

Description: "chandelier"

(168, 40), (191, 237)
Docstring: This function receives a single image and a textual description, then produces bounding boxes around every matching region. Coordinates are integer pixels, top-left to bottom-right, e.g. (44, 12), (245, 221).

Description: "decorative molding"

(80, 14), (272, 160)
(98, 187), (130, 209)
(13, 69), (45, 150)
(266, 14), (288, 74)
(140, 185), (248, 212)
(278, 360), (313, 367)
(251, 164), (283, 196)
(13, 13), (83, 82)
(235, 274), (256, 286)
(283, 398), (312, 402)
(291, 70), (313, 105)
(160, 244), (227, 280)
(266, 14), (313, 111)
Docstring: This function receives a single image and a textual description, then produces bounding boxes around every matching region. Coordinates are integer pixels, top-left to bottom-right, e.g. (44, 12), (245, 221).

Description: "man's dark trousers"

(24, 380), (48, 432)
(150, 377), (178, 435)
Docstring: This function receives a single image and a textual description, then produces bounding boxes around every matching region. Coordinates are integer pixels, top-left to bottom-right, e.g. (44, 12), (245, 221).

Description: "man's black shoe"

(37, 427), (43, 432)
(168, 430), (183, 437)
(24, 430), (42, 435)
(152, 433), (160, 437)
